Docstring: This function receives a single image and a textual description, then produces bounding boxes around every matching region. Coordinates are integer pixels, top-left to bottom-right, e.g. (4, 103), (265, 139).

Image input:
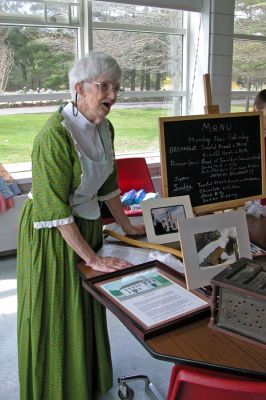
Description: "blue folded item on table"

(133, 189), (146, 204)
(121, 189), (137, 206)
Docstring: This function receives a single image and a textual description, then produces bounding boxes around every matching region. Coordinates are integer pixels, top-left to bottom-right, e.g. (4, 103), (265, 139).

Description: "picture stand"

(203, 73), (220, 114)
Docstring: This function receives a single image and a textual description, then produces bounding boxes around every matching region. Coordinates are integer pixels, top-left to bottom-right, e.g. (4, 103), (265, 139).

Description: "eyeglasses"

(85, 80), (124, 97)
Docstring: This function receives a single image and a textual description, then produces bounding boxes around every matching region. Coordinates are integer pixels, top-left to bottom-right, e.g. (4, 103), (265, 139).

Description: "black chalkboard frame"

(159, 111), (265, 214)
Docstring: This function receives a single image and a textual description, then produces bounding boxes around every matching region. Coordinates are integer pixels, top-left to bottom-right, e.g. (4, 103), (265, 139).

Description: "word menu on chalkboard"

(159, 112), (265, 214)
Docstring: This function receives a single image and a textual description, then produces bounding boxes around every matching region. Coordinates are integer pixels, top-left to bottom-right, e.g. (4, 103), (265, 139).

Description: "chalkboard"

(159, 112), (265, 214)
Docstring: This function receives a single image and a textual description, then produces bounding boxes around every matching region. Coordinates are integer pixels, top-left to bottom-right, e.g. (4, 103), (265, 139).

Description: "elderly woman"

(17, 51), (145, 400)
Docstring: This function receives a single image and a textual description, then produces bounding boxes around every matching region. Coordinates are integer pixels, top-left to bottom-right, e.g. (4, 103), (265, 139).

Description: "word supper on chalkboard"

(159, 112), (265, 214)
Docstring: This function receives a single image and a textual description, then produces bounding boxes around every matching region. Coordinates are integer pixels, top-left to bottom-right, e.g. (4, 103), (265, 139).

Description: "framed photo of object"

(178, 209), (252, 290)
(141, 195), (193, 244)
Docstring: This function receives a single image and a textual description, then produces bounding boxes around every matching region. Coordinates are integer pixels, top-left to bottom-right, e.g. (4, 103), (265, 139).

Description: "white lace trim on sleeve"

(33, 215), (74, 229)
(98, 189), (121, 201)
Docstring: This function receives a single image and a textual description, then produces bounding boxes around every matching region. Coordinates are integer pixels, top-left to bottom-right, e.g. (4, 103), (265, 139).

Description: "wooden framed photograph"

(178, 209), (252, 290)
(141, 196), (193, 244)
(82, 260), (210, 340)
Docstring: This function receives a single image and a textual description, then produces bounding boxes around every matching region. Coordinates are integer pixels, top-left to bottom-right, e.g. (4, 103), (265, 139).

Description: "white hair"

(68, 50), (122, 100)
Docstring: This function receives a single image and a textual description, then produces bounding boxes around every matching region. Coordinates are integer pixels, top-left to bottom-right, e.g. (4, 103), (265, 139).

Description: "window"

(232, 1), (266, 112)
(0, 25), (78, 164)
(0, 0), (81, 26)
(1, 26), (77, 94)
(92, 1), (184, 155)
(0, 0), (192, 164)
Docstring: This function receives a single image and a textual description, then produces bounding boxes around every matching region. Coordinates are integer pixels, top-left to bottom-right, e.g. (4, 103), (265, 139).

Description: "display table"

(77, 215), (266, 379)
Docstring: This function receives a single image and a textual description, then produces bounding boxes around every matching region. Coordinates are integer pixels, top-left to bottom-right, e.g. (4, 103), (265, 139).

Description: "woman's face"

(76, 74), (120, 124)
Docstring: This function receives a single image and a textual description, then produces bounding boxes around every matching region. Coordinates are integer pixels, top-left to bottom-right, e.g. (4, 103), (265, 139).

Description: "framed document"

(82, 260), (210, 340)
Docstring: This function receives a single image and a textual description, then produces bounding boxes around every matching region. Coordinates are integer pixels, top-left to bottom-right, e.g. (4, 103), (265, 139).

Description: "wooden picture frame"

(82, 260), (210, 340)
(159, 112), (265, 214)
(178, 209), (252, 290)
(141, 195), (193, 244)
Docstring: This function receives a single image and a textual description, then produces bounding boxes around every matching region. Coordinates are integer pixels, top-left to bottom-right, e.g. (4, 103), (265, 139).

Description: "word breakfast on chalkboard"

(159, 112), (265, 214)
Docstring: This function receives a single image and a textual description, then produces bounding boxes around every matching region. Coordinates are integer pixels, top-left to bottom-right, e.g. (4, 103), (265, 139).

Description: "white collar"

(62, 102), (96, 131)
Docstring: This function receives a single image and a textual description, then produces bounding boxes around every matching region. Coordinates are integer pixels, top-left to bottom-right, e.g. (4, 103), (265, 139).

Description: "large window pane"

(0, 1), (185, 164)
(0, 1), (43, 18)
(93, 1), (182, 28)
(0, 26), (77, 163)
(231, 39), (266, 112)
(93, 29), (183, 154)
(232, 1), (266, 112)
(110, 99), (181, 155)
(232, 39), (265, 91)
(0, 0), (80, 25)
(93, 30), (182, 92)
(0, 26), (77, 95)
(234, 1), (266, 35)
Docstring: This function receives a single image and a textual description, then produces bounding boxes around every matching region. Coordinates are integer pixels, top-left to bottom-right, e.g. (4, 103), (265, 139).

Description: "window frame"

(0, 0), (81, 27)
(232, 9), (266, 107)
(0, 0), (189, 110)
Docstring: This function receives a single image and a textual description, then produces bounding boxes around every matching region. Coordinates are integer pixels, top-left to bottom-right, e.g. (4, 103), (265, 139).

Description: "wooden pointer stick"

(103, 228), (183, 260)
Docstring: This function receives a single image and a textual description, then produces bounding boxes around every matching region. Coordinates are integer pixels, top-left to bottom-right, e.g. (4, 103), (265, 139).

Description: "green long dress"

(17, 110), (119, 400)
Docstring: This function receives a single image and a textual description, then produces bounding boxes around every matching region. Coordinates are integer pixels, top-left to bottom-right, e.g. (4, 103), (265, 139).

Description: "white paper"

(97, 244), (184, 273)
(97, 244), (153, 265)
(100, 267), (207, 327)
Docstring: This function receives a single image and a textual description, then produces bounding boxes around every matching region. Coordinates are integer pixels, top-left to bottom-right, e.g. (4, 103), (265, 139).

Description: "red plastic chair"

(167, 365), (266, 400)
(101, 157), (155, 224)
(116, 157), (155, 194)
(116, 157), (155, 217)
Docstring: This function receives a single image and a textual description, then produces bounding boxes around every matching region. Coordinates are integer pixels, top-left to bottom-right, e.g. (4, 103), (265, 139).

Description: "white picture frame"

(178, 209), (252, 290)
(141, 195), (193, 244)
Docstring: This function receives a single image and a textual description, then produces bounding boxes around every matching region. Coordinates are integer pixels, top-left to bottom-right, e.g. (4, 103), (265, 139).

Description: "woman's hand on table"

(58, 222), (132, 272)
(86, 255), (132, 273)
(84, 223), (145, 272)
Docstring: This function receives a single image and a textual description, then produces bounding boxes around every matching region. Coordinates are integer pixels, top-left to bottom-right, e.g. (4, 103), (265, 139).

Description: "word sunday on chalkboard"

(159, 112), (265, 214)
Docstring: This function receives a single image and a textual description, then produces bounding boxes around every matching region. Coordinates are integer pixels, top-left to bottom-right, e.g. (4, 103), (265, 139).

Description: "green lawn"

(109, 108), (171, 153)
(0, 108), (171, 163)
(0, 114), (50, 163)
(0, 105), (248, 164)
